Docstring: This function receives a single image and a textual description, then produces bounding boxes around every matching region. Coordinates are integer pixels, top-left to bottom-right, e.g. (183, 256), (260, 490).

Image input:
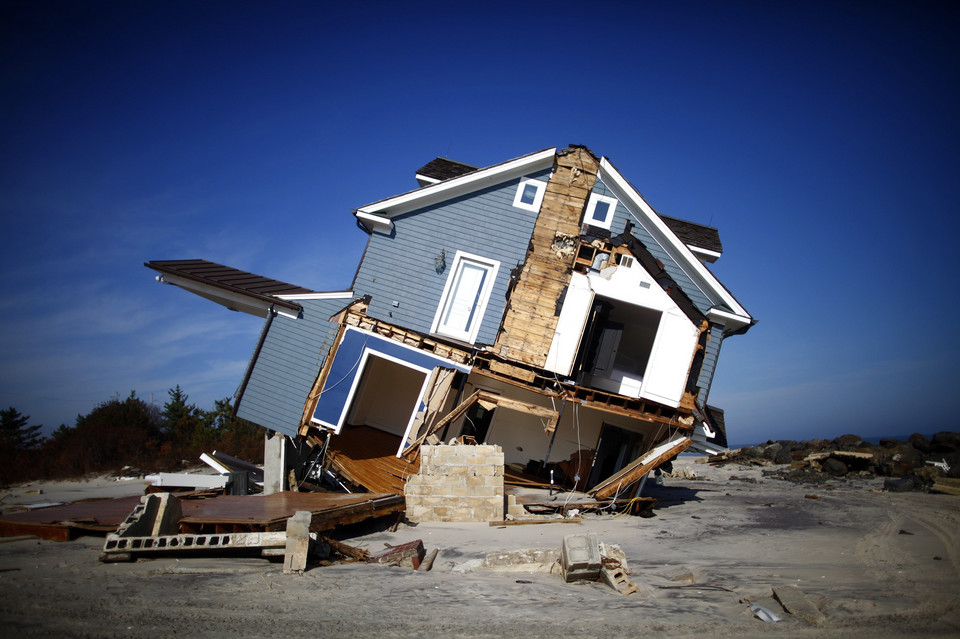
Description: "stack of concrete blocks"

(404, 444), (505, 522)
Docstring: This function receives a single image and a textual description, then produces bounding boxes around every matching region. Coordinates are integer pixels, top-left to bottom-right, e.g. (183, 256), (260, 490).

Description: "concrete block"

(561, 533), (601, 583)
(283, 510), (312, 574)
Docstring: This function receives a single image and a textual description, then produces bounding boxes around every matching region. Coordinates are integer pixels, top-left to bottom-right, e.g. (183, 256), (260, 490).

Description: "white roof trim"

(357, 148), (556, 218)
(356, 211), (394, 233)
(415, 173), (441, 185)
(275, 291), (354, 301)
(706, 307), (752, 330)
(157, 273), (298, 319)
(598, 157), (751, 322)
(689, 245), (722, 261)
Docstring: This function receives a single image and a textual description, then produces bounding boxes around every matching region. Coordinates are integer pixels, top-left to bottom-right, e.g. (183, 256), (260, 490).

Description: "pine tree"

(0, 407), (43, 451)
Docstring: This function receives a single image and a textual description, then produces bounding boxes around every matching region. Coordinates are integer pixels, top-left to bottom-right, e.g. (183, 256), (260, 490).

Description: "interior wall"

(349, 356), (426, 436)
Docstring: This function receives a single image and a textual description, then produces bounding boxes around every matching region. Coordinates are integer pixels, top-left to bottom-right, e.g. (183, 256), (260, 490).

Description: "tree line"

(0, 386), (264, 485)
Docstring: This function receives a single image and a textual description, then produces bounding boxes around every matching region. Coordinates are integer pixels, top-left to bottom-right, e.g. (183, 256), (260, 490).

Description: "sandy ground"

(1, 458), (958, 638)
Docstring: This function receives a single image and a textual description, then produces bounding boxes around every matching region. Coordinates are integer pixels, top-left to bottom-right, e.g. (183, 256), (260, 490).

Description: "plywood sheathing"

(495, 147), (600, 367)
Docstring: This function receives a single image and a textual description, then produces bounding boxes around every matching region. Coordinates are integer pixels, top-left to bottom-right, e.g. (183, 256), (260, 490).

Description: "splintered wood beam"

(590, 436), (693, 500)
(400, 390), (482, 458)
(476, 391), (560, 433)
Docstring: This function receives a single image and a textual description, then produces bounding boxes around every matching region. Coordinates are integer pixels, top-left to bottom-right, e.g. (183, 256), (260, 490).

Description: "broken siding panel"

(236, 298), (347, 436)
(354, 169), (550, 345)
(592, 178), (714, 314)
(695, 324), (724, 405)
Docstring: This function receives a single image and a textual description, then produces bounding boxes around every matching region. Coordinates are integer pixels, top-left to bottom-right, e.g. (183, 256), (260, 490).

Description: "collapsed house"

(146, 146), (754, 501)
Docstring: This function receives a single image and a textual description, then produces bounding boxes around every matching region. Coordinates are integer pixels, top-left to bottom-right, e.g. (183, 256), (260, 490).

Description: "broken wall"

(404, 444), (504, 522)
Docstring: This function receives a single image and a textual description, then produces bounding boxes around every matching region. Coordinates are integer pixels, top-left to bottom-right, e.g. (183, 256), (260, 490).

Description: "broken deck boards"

(0, 495), (144, 541)
(177, 491), (405, 534)
(326, 425), (419, 494)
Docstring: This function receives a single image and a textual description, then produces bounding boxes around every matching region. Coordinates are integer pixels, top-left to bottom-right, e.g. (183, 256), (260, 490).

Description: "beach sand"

(1, 458), (958, 638)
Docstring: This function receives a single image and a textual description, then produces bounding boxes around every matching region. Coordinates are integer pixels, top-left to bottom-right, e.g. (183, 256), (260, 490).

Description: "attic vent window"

(512, 178), (546, 212)
(584, 193), (618, 230)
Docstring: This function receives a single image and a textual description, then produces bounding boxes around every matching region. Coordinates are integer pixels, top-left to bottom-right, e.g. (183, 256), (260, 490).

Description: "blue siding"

(353, 168), (551, 345)
(236, 297), (350, 436)
(592, 177), (714, 314)
(696, 323), (725, 404)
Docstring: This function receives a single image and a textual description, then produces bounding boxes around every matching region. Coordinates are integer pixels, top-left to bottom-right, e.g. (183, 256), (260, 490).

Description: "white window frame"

(584, 192), (618, 229)
(430, 250), (500, 344)
(512, 178), (547, 212)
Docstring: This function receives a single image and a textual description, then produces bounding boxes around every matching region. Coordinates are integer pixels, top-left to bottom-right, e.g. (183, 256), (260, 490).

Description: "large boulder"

(833, 434), (863, 450)
(908, 433), (931, 454)
(821, 457), (848, 476)
(931, 432), (960, 454)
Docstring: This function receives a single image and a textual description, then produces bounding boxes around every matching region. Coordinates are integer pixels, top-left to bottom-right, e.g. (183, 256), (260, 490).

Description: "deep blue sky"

(1, 1), (957, 445)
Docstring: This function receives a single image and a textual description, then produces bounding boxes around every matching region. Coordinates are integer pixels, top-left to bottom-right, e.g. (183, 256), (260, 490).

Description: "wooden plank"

(400, 391), (482, 458)
(591, 436), (693, 500)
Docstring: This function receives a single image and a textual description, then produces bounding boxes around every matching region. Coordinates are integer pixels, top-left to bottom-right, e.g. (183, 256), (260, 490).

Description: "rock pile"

(707, 432), (960, 491)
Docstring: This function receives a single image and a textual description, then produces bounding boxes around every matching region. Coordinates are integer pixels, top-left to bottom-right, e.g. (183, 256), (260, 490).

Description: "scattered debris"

(750, 603), (782, 624)
(367, 539), (426, 569)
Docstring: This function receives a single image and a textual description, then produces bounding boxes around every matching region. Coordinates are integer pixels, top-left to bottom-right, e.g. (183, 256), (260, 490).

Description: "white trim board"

(357, 148), (556, 218)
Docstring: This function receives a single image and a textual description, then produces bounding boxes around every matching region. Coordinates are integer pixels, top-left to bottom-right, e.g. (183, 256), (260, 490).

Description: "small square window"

(584, 192), (618, 230)
(513, 178), (546, 212)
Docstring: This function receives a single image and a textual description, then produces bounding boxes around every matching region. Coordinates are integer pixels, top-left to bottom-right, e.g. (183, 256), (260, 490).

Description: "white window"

(584, 192), (618, 229)
(512, 178), (547, 212)
(431, 251), (500, 344)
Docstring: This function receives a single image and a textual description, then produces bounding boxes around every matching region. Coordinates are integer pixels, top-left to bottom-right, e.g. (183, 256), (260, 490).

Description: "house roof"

(145, 259), (317, 317)
(413, 153), (723, 262)
(415, 157), (478, 185)
(659, 215), (723, 261)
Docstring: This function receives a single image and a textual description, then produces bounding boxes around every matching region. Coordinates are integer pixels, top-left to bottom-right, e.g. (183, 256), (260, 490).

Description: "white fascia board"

(159, 273), (275, 318)
(356, 211), (394, 233)
(706, 307), (752, 331)
(275, 291), (354, 301)
(415, 173), (441, 186)
(689, 245), (722, 262)
(357, 148), (556, 217)
(598, 157), (751, 321)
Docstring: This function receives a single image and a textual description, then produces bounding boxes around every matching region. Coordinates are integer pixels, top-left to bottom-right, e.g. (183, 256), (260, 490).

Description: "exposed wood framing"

(344, 310), (473, 364)
(590, 435), (693, 500)
(473, 353), (695, 431)
(495, 147), (600, 367)
(298, 308), (474, 437)
(400, 389), (560, 458)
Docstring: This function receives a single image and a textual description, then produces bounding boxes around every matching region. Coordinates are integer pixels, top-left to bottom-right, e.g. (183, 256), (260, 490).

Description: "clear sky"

(1, 1), (957, 445)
